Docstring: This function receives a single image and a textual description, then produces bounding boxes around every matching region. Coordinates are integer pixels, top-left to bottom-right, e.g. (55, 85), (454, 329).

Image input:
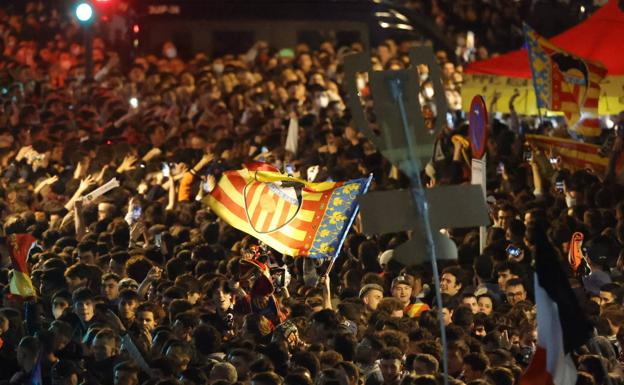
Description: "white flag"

(285, 117), (298, 155)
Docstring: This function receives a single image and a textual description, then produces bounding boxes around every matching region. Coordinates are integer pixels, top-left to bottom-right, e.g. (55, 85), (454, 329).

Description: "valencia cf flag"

(206, 163), (371, 258)
(525, 24), (607, 137)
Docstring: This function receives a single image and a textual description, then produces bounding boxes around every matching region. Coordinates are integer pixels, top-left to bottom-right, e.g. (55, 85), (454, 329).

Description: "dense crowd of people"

(0, 1), (622, 385)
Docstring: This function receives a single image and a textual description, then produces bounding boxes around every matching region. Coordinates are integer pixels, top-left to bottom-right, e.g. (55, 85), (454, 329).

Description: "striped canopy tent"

(463, 0), (624, 115)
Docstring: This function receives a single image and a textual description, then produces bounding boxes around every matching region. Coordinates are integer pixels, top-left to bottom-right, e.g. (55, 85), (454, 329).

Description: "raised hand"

(142, 148), (162, 162)
(117, 154), (138, 173)
(42, 175), (59, 186)
(78, 175), (96, 194)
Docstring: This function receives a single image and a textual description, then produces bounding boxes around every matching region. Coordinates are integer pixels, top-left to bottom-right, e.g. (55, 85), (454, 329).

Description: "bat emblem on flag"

(243, 177), (303, 234)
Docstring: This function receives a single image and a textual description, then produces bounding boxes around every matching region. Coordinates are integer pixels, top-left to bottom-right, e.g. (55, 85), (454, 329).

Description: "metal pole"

(84, 24), (93, 81)
(389, 78), (449, 385)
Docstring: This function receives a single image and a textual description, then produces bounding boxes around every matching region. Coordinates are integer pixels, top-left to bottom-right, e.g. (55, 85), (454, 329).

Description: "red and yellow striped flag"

(206, 163), (371, 258)
(8, 233), (36, 298)
(525, 25), (607, 137)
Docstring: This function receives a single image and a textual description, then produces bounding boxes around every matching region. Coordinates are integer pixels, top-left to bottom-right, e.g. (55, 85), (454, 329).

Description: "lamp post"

(75, 2), (95, 81)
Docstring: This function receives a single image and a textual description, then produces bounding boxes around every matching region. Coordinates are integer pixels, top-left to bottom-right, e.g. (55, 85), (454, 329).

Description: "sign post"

(469, 95), (489, 254)
(344, 48), (490, 385)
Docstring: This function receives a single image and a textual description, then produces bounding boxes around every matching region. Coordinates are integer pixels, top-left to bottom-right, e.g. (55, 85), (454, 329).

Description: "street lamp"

(74, 1), (95, 81)
(75, 2), (94, 23)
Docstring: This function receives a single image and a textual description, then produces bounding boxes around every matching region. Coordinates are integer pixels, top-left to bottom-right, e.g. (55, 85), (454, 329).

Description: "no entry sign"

(469, 95), (489, 159)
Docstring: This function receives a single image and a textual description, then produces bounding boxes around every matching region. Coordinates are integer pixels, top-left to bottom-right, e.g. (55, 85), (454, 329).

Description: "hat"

(359, 284), (384, 299)
(119, 278), (139, 290)
(379, 249), (394, 266)
(338, 319), (358, 336)
(391, 274), (414, 289)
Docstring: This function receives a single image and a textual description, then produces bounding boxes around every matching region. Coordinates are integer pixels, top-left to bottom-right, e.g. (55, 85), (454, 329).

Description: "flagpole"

(325, 174), (374, 276)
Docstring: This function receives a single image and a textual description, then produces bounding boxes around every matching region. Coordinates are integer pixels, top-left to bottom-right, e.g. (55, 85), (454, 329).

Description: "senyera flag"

(519, 229), (592, 385)
(8, 233), (37, 298)
(525, 134), (624, 177)
(206, 162), (372, 258)
(525, 24), (607, 137)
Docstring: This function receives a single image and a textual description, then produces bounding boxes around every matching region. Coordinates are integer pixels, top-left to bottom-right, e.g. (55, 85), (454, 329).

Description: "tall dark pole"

(84, 24), (93, 81)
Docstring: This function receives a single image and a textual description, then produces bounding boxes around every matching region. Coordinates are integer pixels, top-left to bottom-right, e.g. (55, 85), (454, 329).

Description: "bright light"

(379, 21), (390, 28)
(75, 3), (94, 23)
(391, 10), (409, 22)
(133, 24), (140, 33)
(129, 97), (138, 108)
(396, 23), (414, 31)
(580, 5), (586, 13)
(606, 117), (615, 129)
(375, 11), (392, 18)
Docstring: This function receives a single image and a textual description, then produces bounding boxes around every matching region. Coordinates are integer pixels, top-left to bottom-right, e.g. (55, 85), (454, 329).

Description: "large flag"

(8, 233), (37, 298)
(206, 163), (371, 258)
(519, 229), (592, 385)
(525, 25), (607, 137)
(525, 134), (624, 176)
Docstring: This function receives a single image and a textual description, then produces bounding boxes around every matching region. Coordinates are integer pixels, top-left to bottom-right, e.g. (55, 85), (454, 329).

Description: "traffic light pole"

(84, 23), (93, 81)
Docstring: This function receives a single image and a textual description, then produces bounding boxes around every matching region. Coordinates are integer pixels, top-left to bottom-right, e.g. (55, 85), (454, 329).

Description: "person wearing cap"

(391, 275), (430, 318)
(359, 284), (384, 313)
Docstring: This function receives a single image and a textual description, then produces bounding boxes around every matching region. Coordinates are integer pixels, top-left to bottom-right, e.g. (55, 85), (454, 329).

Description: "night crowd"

(0, 1), (623, 385)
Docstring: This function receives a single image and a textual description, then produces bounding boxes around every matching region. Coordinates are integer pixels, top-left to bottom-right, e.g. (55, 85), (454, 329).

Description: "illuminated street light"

(75, 2), (94, 23)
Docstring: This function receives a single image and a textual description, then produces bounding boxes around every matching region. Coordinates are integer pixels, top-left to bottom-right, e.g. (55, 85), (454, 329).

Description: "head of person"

(391, 274), (414, 307)
(65, 263), (91, 291)
(165, 340), (193, 373)
(136, 303), (162, 332)
(409, 354), (439, 376)
(355, 334), (385, 365)
(51, 290), (72, 320)
(379, 347), (403, 384)
(101, 272), (120, 302)
(17, 336), (39, 371)
(477, 293), (495, 315)
(359, 284), (384, 312)
(92, 329), (119, 362)
(114, 361), (140, 385)
(447, 340), (469, 377)
(599, 283), (621, 307)
(72, 287), (95, 323)
(250, 372), (284, 385)
(227, 348), (256, 381)
(48, 320), (73, 352)
(462, 352), (489, 382)
(206, 276), (234, 313)
(51, 360), (81, 385)
(117, 289), (139, 321)
(496, 204), (515, 230)
(505, 278), (527, 306)
(495, 261), (522, 290)
(210, 362), (238, 384)
(307, 308), (340, 342)
(461, 293), (479, 314)
(440, 266), (464, 297)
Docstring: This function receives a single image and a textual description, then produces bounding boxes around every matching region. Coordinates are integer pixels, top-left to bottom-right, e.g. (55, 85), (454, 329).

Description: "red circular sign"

(469, 95), (489, 159)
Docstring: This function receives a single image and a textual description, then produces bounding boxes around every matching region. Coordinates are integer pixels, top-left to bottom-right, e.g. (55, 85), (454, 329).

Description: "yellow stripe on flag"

(10, 270), (35, 297)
